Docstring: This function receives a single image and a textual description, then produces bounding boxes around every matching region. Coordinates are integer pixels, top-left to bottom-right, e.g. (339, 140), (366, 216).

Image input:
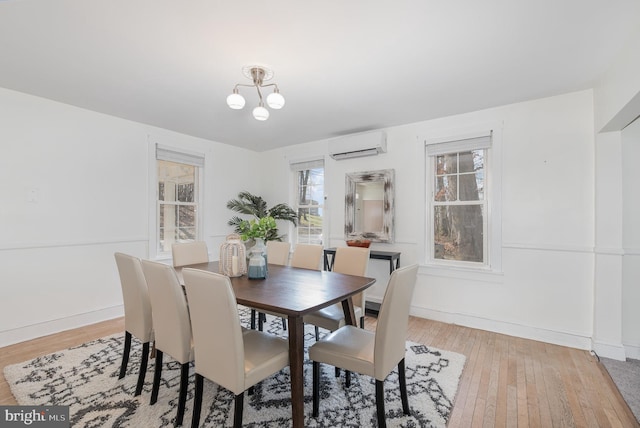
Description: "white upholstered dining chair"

(182, 268), (290, 428)
(304, 246), (370, 340)
(141, 259), (194, 427)
(172, 241), (209, 268)
(266, 240), (291, 265)
(258, 240), (291, 330)
(114, 252), (153, 397)
(309, 264), (419, 428)
(290, 244), (324, 271)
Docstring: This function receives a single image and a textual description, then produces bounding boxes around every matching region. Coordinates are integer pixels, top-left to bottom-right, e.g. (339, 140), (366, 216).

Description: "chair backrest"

(172, 241), (209, 267)
(114, 252), (153, 342)
(290, 244), (323, 270)
(266, 241), (291, 266)
(333, 247), (370, 276)
(373, 264), (419, 380)
(182, 268), (246, 395)
(141, 260), (192, 364)
(333, 247), (370, 309)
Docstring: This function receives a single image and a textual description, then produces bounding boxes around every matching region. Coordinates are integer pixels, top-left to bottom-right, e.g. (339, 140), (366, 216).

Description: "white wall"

(622, 117), (640, 358)
(262, 90), (596, 350)
(2, 29), (638, 358)
(0, 88), (258, 347)
(592, 26), (640, 360)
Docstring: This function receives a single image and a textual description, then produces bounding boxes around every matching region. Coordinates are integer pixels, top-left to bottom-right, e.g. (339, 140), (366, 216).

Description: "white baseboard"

(624, 343), (640, 360)
(0, 305), (124, 348)
(409, 305), (593, 352)
(591, 339), (627, 361)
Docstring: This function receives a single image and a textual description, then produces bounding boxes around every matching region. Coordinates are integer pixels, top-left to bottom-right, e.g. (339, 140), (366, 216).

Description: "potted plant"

(227, 191), (297, 242)
(238, 216), (278, 242)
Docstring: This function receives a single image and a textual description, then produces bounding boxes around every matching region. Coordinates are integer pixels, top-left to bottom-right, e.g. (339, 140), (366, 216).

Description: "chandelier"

(226, 65), (285, 121)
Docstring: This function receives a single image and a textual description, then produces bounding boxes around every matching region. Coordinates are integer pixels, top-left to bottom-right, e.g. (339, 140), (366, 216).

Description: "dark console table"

(323, 248), (401, 274)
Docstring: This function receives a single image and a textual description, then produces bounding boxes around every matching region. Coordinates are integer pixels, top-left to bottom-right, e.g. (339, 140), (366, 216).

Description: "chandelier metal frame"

(227, 65), (284, 121)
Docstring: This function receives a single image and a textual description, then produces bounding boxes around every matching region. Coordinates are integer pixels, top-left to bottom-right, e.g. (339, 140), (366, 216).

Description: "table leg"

(288, 315), (305, 428)
(340, 297), (358, 326)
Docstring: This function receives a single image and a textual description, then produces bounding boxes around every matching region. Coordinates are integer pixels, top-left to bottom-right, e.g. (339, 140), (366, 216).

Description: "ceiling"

(0, 1), (638, 152)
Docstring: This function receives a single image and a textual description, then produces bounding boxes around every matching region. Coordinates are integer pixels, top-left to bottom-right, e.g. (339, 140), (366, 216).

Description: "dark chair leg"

(258, 313), (265, 331)
(150, 350), (163, 405)
(345, 370), (351, 387)
(250, 309), (257, 329)
(135, 341), (150, 396)
(281, 318), (287, 330)
(375, 379), (387, 428)
(191, 374), (204, 428)
(175, 362), (190, 426)
(312, 361), (320, 417)
(398, 359), (410, 415)
(360, 316), (364, 329)
(314, 326), (320, 341)
(119, 331), (132, 379)
(335, 367), (340, 377)
(233, 393), (244, 428)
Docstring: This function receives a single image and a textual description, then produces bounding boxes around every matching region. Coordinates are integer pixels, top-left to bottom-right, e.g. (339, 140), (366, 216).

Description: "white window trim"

(148, 140), (205, 260)
(420, 122), (503, 277)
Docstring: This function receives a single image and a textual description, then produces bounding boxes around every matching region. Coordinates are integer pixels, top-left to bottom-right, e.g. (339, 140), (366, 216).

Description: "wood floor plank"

(542, 342), (576, 427)
(519, 336), (540, 427)
(449, 328), (482, 427)
(572, 350), (613, 427)
(493, 333), (509, 427)
(1, 315), (637, 428)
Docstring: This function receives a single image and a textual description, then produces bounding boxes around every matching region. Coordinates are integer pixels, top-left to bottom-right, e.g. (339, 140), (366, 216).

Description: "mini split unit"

(328, 131), (387, 160)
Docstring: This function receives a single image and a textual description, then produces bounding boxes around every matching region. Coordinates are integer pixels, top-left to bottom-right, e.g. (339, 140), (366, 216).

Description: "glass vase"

(247, 237), (268, 279)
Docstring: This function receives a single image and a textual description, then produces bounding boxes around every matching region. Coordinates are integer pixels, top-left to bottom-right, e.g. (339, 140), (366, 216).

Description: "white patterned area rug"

(4, 313), (466, 427)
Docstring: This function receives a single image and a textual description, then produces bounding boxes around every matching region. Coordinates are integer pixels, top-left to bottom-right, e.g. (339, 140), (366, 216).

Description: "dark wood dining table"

(177, 261), (376, 428)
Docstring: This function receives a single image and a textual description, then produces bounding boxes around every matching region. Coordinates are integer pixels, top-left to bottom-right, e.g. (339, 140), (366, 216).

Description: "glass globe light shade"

(266, 91), (285, 109)
(253, 104), (270, 121)
(226, 92), (245, 110)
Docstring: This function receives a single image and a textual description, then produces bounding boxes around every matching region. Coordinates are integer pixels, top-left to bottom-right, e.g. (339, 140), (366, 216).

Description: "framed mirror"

(344, 169), (395, 243)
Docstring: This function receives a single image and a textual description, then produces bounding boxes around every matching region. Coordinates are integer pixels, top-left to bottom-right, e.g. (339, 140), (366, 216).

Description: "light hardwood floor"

(1, 316), (637, 427)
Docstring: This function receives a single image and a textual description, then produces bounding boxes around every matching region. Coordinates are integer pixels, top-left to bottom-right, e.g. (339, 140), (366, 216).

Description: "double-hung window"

(155, 145), (204, 256)
(426, 132), (493, 268)
(290, 159), (324, 245)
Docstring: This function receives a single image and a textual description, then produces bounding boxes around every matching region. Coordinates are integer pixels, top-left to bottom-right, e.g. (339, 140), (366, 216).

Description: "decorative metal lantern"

(219, 234), (247, 277)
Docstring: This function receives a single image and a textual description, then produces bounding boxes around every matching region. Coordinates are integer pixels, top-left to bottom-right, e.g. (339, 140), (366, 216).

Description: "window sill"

(418, 263), (504, 283)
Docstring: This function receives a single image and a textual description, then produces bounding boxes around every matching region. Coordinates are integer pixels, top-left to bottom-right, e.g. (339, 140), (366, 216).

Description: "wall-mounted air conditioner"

(328, 131), (387, 160)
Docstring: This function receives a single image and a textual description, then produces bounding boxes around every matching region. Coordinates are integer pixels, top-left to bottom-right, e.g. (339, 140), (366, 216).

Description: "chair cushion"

(308, 325), (376, 378)
(303, 304), (363, 332)
(243, 330), (289, 389)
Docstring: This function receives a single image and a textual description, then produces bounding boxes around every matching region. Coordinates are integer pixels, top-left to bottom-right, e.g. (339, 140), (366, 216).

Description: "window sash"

(156, 151), (202, 255)
(291, 159), (324, 245)
(426, 133), (490, 266)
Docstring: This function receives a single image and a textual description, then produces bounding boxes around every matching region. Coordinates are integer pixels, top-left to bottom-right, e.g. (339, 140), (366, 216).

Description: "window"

(426, 132), (492, 267)
(156, 146), (204, 255)
(291, 159), (324, 245)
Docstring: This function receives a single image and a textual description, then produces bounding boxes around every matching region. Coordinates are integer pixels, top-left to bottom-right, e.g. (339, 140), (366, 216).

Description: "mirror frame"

(344, 169), (395, 243)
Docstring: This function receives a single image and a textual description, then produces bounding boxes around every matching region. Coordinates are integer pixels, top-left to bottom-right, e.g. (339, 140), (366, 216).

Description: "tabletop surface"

(179, 261), (376, 317)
